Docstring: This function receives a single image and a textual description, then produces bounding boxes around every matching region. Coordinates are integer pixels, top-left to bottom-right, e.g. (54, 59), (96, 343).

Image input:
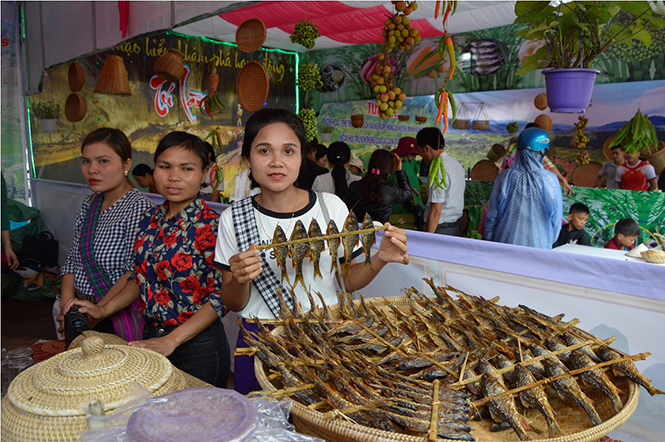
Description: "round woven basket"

(255, 296), (640, 442)
(641, 249), (665, 264)
(65, 93), (87, 122)
(470, 159), (499, 181)
(351, 107), (364, 128)
(236, 61), (269, 112)
(452, 119), (470, 130)
(487, 143), (505, 163)
(236, 18), (267, 53)
(0, 336), (187, 442)
(153, 49), (185, 83)
(570, 162), (602, 188)
(68, 62), (85, 92)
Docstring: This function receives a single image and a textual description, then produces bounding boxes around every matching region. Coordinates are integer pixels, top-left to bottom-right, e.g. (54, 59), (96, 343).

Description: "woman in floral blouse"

(64, 132), (230, 387)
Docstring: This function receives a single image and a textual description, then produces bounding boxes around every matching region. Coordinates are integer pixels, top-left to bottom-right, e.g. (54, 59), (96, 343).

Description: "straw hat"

(1, 336), (186, 442)
(349, 158), (365, 174)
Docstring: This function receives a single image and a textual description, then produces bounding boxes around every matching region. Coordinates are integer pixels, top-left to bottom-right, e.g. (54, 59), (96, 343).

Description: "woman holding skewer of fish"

(215, 108), (410, 394)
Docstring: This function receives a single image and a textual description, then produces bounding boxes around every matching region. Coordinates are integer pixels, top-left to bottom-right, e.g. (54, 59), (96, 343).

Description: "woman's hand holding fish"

(377, 223), (410, 265)
(229, 243), (263, 284)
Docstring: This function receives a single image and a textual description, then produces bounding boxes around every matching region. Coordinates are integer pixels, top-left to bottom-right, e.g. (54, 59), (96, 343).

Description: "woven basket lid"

(236, 61), (269, 112)
(7, 336), (179, 414)
(571, 162), (602, 187)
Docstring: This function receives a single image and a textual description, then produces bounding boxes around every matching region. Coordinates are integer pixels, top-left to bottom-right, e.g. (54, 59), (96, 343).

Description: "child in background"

(553, 203), (591, 248)
(604, 218), (641, 251)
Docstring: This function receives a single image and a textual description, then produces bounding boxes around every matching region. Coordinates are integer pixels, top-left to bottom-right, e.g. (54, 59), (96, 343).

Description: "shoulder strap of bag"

(231, 197), (294, 318)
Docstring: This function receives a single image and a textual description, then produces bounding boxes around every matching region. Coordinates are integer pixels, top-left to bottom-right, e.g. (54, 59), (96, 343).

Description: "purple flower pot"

(542, 68), (599, 113)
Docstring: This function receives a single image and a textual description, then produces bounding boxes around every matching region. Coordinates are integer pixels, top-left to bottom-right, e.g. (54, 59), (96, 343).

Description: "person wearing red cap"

(390, 137), (426, 228)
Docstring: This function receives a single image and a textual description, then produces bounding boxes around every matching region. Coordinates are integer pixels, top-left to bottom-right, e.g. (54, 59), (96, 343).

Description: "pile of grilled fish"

(273, 212), (376, 289)
(242, 280), (662, 441)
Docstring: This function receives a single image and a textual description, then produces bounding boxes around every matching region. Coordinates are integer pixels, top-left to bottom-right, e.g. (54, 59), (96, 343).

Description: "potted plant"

(514, 1), (663, 113)
(318, 125), (334, 142)
(31, 101), (61, 133)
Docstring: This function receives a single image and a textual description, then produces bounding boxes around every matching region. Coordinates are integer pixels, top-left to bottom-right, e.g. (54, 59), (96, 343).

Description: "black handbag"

(17, 231), (59, 269)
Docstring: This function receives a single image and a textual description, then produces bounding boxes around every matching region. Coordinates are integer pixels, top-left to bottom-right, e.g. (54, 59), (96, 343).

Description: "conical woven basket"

(0, 336), (187, 442)
(255, 296), (640, 442)
(94, 55), (132, 96)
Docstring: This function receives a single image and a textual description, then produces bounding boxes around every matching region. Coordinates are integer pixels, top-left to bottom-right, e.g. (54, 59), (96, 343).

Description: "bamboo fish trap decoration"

(249, 282), (649, 442)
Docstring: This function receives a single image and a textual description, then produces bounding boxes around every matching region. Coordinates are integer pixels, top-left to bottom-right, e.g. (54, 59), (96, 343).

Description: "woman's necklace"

(256, 189), (300, 238)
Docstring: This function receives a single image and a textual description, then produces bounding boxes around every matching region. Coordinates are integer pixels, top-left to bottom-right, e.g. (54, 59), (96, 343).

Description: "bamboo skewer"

(428, 380), (441, 442)
(472, 352), (650, 408)
(255, 224), (388, 250)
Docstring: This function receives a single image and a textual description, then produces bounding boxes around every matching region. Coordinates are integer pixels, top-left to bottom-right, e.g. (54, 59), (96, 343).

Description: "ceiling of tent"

(174, 1), (518, 52)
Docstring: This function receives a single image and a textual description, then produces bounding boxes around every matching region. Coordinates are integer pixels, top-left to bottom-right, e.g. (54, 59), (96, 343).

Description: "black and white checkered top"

(62, 189), (153, 298)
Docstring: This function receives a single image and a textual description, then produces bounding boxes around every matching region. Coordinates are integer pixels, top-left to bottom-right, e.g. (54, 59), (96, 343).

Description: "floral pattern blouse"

(130, 196), (227, 328)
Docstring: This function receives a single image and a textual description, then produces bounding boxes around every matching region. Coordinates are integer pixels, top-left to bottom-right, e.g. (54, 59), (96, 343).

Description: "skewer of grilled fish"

(561, 332), (601, 362)
(596, 345), (665, 396)
(326, 219), (341, 275)
(375, 409), (476, 441)
(341, 211), (359, 277)
(480, 372), (531, 441)
(307, 218), (325, 280)
(513, 364), (564, 438)
(568, 349), (624, 413)
(273, 225), (290, 284)
(541, 358), (603, 426)
(288, 219), (309, 289)
(360, 213), (375, 272)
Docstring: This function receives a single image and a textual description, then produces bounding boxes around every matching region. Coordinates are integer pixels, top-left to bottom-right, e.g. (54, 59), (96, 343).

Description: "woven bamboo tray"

(236, 18), (266, 53)
(570, 162), (602, 188)
(255, 296), (640, 442)
(237, 61), (269, 112)
(470, 159), (499, 182)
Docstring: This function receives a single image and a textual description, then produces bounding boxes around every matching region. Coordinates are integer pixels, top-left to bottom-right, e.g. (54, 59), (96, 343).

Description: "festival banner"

(28, 31), (297, 188)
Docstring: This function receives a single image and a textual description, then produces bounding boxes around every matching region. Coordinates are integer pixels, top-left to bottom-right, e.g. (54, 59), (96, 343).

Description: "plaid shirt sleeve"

(61, 196), (91, 276)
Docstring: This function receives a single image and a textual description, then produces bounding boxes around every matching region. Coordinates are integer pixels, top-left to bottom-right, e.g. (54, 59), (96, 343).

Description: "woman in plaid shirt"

(64, 132), (231, 387)
(58, 128), (153, 342)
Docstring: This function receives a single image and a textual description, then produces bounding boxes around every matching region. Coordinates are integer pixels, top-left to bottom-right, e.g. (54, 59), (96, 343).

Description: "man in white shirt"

(415, 127), (465, 236)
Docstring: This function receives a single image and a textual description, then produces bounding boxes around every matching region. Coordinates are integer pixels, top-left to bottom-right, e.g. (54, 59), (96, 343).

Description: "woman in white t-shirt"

(311, 141), (360, 200)
(214, 108), (409, 394)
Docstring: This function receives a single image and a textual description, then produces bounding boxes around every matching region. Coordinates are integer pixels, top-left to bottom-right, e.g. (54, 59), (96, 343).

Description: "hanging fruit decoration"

(572, 101), (591, 165)
(506, 121), (519, 133)
(291, 20), (322, 141)
(367, 1), (420, 119)
(433, 0), (458, 133)
(200, 72), (226, 120)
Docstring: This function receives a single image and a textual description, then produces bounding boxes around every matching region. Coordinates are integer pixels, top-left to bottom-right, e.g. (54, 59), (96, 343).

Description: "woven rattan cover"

(570, 162), (602, 188)
(471, 159), (499, 182)
(153, 49), (185, 83)
(0, 336), (187, 442)
(236, 18), (267, 53)
(236, 61), (269, 112)
(255, 296), (640, 442)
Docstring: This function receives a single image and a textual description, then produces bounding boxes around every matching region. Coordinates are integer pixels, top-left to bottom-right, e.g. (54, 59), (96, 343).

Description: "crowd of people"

(7, 107), (656, 394)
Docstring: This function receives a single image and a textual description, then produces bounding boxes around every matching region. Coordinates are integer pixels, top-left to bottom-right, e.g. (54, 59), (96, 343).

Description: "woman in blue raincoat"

(484, 127), (562, 249)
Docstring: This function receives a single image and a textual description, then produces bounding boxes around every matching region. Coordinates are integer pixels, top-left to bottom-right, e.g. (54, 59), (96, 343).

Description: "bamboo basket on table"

(254, 296), (640, 442)
(0, 334), (207, 442)
(641, 248), (665, 264)
(351, 107), (364, 128)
